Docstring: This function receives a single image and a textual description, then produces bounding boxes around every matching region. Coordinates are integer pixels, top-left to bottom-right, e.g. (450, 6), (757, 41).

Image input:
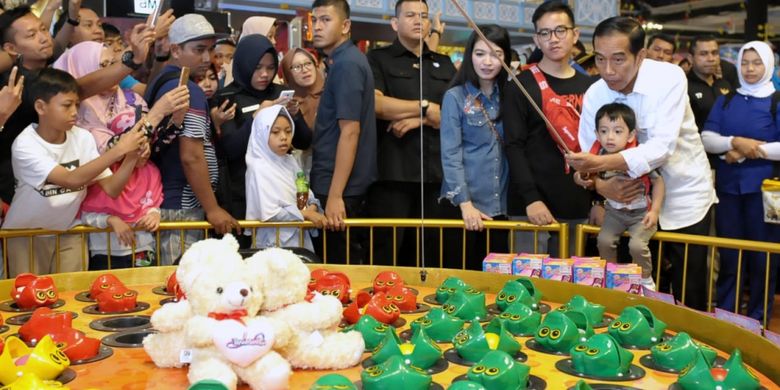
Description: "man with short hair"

(211, 38), (235, 74)
(503, 0), (596, 257)
(646, 33), (675, 63)
(310, 0), (377, 263)
(688, 36), (733, 168)
(688, 36), (732, 134)
(69, 7), (104, 45)
(366, 0), (457, 266)
(145, 14), (238, 264)
(566, 16), (716, 311)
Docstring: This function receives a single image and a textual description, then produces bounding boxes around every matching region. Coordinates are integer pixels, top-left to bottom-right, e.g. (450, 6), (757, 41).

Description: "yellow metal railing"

(0, 219), (568, 277)
(575, 224), (780, 329)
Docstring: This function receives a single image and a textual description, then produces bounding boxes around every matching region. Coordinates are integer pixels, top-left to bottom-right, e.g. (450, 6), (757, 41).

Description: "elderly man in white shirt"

(566, 16), (716, 311)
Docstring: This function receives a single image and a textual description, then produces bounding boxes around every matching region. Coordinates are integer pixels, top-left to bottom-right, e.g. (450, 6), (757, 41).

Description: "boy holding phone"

(3, 68), (146, 276)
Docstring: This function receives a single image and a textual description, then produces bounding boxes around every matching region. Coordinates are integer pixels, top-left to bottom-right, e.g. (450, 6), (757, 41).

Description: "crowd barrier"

(575, 224), (780, 329)
(2, 219), (778, 328)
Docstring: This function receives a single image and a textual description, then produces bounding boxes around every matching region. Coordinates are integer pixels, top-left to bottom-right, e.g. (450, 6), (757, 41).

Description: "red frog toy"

(11, 273), (59, 309)
(343, 291), (401, 325)
(372, 271), (404, 294)
(19, 307), (101, 361)
(308, 269), (330, 292)
(384, 285), (418, 311)
(95, 285), (138, 313)
(166, 271), (185, 301)
(310, 272), (351, 303)
(89, 274), (126, 300)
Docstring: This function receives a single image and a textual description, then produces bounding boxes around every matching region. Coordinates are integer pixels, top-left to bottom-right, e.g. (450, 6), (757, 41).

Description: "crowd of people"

(0, 0), (778, 322)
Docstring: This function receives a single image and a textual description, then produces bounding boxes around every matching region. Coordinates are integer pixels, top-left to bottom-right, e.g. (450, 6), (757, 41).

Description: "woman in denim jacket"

(440, 25), (511, 269)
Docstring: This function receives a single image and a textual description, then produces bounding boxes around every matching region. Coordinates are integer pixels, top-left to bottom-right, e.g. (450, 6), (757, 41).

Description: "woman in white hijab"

(245, 105), (327, 250)
(701, 40), (779, 324)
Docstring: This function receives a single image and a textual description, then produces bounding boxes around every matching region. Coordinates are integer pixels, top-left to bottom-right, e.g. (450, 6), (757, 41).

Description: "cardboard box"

(482, 253), (516, 274)
(606, 263), (642, 294)
(512, 253), (547, 277)
(573, 259), (606, 287)
(542, 258), (573, 282)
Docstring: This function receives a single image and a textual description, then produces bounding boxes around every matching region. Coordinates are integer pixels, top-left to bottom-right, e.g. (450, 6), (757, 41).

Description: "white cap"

(168, 14), (217, 45)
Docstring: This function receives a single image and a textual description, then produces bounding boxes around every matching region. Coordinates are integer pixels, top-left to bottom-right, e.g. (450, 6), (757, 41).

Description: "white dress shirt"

(579, 59), (717, 230)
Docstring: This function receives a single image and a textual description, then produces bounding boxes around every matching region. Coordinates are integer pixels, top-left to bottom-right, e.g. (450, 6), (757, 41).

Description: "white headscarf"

(245, 105), (299, 222)
(737, 41), (776, 98)
(239, 16), (276, 42)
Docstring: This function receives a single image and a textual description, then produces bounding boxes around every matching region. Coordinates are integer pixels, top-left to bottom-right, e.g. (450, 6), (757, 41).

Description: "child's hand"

(136, 210), (160, 232)
(642, 210), (659, 229)
(108, 216), (135, 247)
(302, 207), (328, 229)
(115, 126), (147, 155)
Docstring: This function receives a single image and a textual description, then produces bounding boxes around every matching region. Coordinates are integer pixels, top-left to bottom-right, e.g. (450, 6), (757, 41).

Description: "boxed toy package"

(573, 258), (606, 287)
(483, 253), (517, 274)
(512, 253), (547, 277)
(541, 258), (573, 282)
(606, 263), (642, 294)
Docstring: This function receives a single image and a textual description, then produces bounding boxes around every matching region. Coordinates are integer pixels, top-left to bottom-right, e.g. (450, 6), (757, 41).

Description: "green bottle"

(296, 171), (309, 210)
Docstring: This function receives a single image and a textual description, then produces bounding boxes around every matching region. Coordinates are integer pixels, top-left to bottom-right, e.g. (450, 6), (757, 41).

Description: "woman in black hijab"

(217, 34), (312, 229)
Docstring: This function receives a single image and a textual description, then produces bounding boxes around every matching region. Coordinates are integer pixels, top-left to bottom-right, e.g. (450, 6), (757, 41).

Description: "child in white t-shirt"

(2, 68), (146, 276)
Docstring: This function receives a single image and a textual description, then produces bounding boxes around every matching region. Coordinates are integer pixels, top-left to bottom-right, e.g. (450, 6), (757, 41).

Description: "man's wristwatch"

(122, 51), (143, 71)
(421, 99), (430, 117)
(66, 16), (80, 26)
(430, 29), (442, 37)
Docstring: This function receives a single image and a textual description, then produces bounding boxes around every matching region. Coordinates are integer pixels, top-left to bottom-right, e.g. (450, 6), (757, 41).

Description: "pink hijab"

(54, 41), (149, 152)
(54, 41), (163, 223)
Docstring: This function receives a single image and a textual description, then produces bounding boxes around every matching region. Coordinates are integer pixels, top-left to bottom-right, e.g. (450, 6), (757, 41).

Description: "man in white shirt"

(566, 16), (716, 311)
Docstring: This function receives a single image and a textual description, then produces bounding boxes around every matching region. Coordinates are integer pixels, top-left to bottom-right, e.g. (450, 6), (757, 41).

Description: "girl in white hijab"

(245, 105), (327, 250)
(701, 40), (779, 324)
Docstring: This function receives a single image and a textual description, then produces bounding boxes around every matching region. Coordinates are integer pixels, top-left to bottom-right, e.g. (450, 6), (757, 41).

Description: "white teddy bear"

(246, 248), (365, 370)
(143, 235), (243, 368)
(144, 235), (293, 390)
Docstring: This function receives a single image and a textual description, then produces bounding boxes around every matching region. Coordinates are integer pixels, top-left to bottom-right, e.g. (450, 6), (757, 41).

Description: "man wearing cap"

(145, 14), (238, 265)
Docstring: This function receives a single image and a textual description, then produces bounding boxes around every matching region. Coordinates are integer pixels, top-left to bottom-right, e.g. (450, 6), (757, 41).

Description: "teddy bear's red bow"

(208, 309), (248, 323)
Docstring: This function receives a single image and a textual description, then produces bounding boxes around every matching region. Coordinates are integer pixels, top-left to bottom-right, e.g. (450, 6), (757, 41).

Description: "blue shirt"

(310, 40), (377, 197)
(704, 93), (780, 195)
(440, 82), (508, 216)
(148, 65), (219, 210)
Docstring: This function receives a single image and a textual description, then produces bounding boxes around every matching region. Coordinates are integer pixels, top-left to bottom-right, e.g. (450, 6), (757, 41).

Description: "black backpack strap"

(771, 91), (780, 122)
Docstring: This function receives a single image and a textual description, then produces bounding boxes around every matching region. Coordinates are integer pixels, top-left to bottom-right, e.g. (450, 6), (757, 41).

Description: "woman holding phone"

(280, 48), (325, 176)
(216, 34), (312, 246)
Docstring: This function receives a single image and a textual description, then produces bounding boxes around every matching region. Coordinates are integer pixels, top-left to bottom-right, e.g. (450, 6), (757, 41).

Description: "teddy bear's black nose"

(240, 289), (249, 297)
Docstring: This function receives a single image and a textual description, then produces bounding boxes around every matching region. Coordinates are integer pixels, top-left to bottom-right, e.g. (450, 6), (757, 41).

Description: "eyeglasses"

(290, 61), (315, 73)
(535, 26), (574, 40)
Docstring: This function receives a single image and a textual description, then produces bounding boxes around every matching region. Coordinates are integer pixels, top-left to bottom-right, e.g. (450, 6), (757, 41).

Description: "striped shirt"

(150, 65), (219, 210)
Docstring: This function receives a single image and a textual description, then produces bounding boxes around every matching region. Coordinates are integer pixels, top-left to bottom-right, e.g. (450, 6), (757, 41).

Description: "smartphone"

(279, 90), (295, 101)
(13, 53), (23, 68)
(215, 89), (237, 106)
(178, 67), (191, 87)
(149, 0), (166, 28)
